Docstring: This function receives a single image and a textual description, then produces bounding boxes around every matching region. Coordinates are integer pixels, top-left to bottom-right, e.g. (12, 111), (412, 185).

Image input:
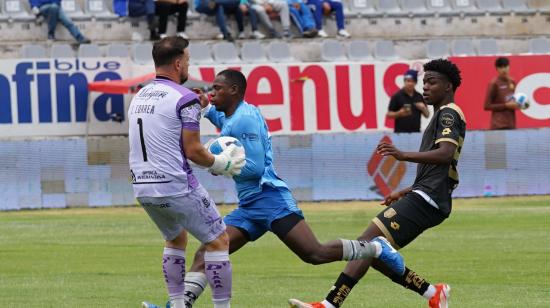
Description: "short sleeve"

(435, 109), (462, 146)
(178, 97), (201, 131)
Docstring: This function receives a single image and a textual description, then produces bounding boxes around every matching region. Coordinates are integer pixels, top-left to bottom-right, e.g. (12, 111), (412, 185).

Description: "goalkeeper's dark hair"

(423, 58), (462, 92)
(217, 69), (247, 97)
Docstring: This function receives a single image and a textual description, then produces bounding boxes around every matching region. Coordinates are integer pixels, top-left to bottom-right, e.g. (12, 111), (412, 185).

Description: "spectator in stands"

(128, 0), (161, 40)
(29, 0), (91, 44)
(287, 0), (317, 38)
(195, 0), (245, 42)
(155, 0), (189, 39)
(484, 57), (519, 130)
(307, 0), (349, 38)
(386, 69), (430, 133)
(239, 0), (266, 39)
(247, 0), (292, 38)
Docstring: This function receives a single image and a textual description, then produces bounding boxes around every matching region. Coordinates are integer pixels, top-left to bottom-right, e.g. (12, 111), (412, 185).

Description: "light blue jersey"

(204, 101), (288, 201)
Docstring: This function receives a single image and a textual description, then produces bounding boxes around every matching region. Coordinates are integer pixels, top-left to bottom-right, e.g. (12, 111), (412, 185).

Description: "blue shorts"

(224, 185), (304, 241)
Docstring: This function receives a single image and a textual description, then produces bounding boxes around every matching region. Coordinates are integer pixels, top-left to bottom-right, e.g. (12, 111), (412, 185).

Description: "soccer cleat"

(288, 299), (325, 308)
(372, 236), (405, 275)
(429, 284), (451, 308)
(141, 301), (161, 308)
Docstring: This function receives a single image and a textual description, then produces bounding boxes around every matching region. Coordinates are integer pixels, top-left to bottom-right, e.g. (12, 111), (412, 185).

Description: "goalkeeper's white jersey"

(128, 77), (201, 198)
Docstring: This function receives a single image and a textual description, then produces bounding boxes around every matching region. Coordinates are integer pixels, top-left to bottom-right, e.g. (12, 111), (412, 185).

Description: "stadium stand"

(61, 0), (89, 20)
(85, 0), (117, 20)
(188, 42), (214, 64)
(21, 43), (48, 58)
(106, 43), (130, 57)
(345, 0), (378, 17)
(132, 42), (153, 64)
(426, 0), (454, 16)
(451, 38), (476, 56)
(502, 0), (536, 14)
(528, 37), (550, 54)
(378, 0), (405, 17)
(426, 39), (450, 58)
(78, 43), (103, 57)
(212, 42), (240, 64)
(401, 0), (432, 17)
(476, 0), (505, 15)
(267, 41), (295, 62)
(321, 39), (347, 62)
(241, 41), (268, 63)
(347, 40), (370, 61)
(477, 38), (500, 55)
(51, 43), (76, 57)
(374, 40), (397, 60)
(3, 0), (33, 21)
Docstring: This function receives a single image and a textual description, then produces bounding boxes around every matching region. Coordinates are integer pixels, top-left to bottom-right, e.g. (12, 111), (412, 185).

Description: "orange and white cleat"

(288, 299), (326, 308)
(429, 284), (451, 308)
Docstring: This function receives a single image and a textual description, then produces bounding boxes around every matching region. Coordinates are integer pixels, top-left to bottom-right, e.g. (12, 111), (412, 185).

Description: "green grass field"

(1, 196), (550, 307)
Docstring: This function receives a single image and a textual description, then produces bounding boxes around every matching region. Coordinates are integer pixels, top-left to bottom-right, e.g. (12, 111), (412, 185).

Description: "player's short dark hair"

(423, 58), (462, 92)
(217, 69), (247, 97)
(495, 57), (510, 68)
(152, 36), (189, 67)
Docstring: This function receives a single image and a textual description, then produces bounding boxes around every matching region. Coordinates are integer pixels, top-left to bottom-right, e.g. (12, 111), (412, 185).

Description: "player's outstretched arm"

(377, 141), (456, 165)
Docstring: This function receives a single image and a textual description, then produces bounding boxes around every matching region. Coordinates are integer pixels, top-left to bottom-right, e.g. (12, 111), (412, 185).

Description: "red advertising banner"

(452, 55), (550, 130)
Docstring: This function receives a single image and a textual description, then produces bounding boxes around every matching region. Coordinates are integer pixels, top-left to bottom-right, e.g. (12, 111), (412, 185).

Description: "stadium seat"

(528, 37), (550, 54)
(51, 44), (76, 58)
(188, 43), (213, 64)
(106, 43), (130, 58)
(85, 0), (117, 19)
(401, 0), (433, 16)
(476, 0), (506, 14)
(526, 0), (550, 14)
(241, 42), (267, 63)
(426, 39), (450, 58)
(3, 0), (33, 21)
(452, 39), (476, 56)
(478, 38), (500, 55)
(267, 41), (295, 63)
(346, 0), (379, 17)
(377, 0), (406, 17)
(451, 0), (480, 15)
(132, 42), (153, 65)
(78, 44), (103, 58)
(502, 0), (536, 14)
(212, 42), (240, 64)
(348, 40), (371, 61)
(427, 0), (456, 15)
(21, 44), (48, 58)
(321, 40), (347, 62)
(61, 0), (89, 20)
(374, 40), (397, 60)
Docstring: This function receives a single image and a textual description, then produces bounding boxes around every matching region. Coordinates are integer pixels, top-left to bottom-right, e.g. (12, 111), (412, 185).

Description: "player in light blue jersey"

(176, 69), (405, 307)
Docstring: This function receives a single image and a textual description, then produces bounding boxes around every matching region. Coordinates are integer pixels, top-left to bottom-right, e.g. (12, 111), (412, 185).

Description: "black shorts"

(372, 192), (447, 249)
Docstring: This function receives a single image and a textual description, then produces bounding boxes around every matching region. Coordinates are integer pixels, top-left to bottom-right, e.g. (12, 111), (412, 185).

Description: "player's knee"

(205, 232), (229, 251)
(298, 250), (325, 265)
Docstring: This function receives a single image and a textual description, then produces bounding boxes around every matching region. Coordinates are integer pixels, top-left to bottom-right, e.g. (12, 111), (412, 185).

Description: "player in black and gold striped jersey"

(289, 59), (464, 308)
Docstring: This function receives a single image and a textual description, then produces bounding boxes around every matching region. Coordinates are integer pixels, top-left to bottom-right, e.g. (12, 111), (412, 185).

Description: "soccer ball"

(207, 136), (245, 157)
(513, 92), (530, 109)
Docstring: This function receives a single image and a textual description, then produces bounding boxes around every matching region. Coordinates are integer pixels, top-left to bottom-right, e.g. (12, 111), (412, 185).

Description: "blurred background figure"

(248, 0), (292, 38)
(386, 69), (429, 133)
(307, 0), (349, 38)
(239, 0), (266, 39)
(155, 0), (189, 39)
(195, 0), (244, 41)
(29, 0), (91, 43)
(128, 0), (161, 40)
(287, 0), (317, 38)
(484, 57), (519, 130)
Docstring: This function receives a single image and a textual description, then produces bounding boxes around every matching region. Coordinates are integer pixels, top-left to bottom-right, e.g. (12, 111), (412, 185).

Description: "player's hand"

(505, 101), (520, 110)
(381, 191), (401, 206)
(192, 88), (210, 108)
(264, 3), (273, 13)
(209, 144), (246, 177)
(322, 2), (331, 15)
(377, 143), (406, 161)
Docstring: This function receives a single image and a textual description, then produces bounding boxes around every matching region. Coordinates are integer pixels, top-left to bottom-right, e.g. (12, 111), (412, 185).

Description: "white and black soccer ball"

(207, 136), (246, 157)
(513, 92), (530, 110)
